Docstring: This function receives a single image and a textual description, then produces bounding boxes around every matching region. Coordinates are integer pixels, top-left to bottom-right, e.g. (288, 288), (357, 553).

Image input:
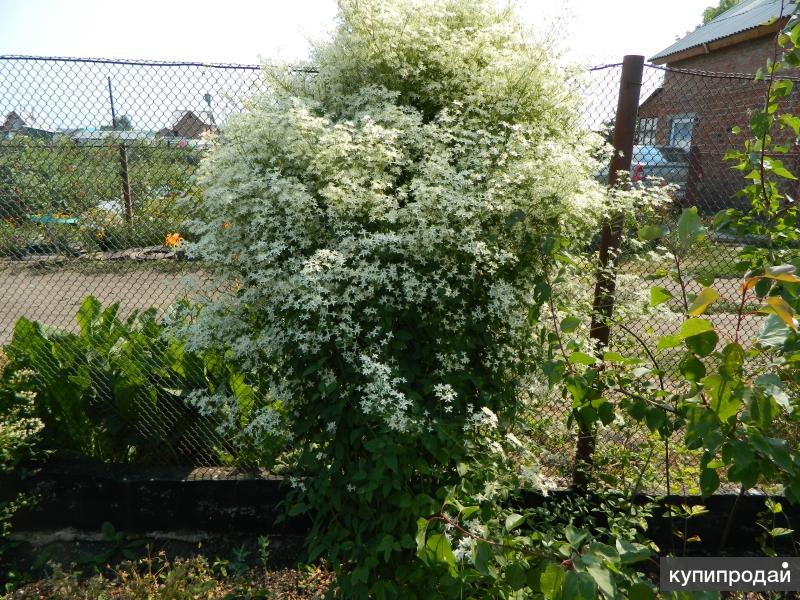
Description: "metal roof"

(651, 0), (795, 62)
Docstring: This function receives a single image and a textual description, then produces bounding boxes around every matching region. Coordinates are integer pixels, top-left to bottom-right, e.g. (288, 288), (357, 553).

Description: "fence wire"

(0, 56), (789, 486)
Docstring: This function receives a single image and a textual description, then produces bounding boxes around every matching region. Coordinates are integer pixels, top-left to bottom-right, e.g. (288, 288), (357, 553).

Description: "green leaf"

(758, 314), (790, 347)
(76, 295), (102, 338)
(638, 224), (669, 241)
(700, 467), (720, 498)
(679, 318), (714, 338)
(615, 539), (650, 564)
(687, 287), (720, 316)
(678, 353), (706, 383)
(425, 534), (457, 576)
(703, 374), (742, 422)
(764, 296), (797, 330)
(719, 343), (745, 378)
(540, 564), (566, 600)
(586, 564), (617, 599)
(473, 541), (492, 576)
(657, 334), (682, 350)
(563, 571), (596, 600)
(628, 582), (655, 600)
(649, 286), (673, 307)
(570, 352), (597, 365)
(560, 316), (581, 333)
(565, 525), (589, 548)
(685, 331), (719, 357)
(415, 518), (429, 560)
(677, 207), (705, 250)
(505, 513), (526, 532)
(506, 562), (527, 590)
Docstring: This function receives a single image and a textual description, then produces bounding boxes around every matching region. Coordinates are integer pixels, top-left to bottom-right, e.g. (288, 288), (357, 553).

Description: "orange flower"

(222, 221), (231, 229)
(164, 232), (183, 248)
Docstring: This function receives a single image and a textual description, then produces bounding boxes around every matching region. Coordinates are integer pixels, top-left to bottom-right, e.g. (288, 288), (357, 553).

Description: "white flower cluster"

(181, 0), (616, 442)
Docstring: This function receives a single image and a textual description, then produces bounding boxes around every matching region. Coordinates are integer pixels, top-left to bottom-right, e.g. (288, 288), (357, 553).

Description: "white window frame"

(669, 114), (696, 148)
(637, 117), (658, 145)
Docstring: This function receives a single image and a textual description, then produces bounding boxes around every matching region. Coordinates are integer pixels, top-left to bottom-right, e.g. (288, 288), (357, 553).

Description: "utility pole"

(108, 76), (133, 223)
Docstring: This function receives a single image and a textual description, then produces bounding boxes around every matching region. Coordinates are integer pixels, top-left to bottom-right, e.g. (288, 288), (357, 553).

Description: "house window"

(669, 114), (695, 148)
(637, 117), (657, 145)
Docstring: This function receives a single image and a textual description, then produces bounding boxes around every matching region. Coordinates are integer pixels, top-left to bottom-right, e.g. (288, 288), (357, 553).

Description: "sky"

(0, 0), (709, 66)
(0, 0), (711, 132)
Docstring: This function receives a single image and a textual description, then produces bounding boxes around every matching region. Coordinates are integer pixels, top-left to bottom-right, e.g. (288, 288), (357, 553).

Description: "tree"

(702, 0), (742, 24)
(99, 114), (133, 131)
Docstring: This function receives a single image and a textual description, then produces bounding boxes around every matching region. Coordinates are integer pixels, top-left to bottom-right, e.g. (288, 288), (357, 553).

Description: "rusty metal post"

(572, 55), (644, 489)
(119, 144), (133, 222)
(108, 76), (133, 222)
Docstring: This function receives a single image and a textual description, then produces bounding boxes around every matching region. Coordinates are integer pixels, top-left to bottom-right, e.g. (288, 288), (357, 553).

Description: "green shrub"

(182, 0), (613, 595)
(1, 297), (277, 465)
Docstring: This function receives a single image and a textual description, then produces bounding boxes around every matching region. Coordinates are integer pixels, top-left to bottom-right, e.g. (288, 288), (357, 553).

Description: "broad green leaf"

(700, 467), (720, 498)
(473, 541), (491, 576)
(679, 318), (714, 338)
(638, 224), (669, 241)
(615, 539), (650, 564)
(657, 334), (682, 350)
(570, 352), (597, 365)
(702, 374), (742, 422)
(562, 571), (596, 600)
(719, 343), (745, 378)
(687, 287), (720, 316)
(540, 563), (566, 600)
(685, 330), (719, 357)
(505, 513), (526, 532)
(415, 518), (429, 560)
(628, 582), (655, 600)
(764, 296), (797, 330)
(565, 524), (589, 548)
(425, 534), (457, 576)
(677, 207), (705, 250)
(758, 314), (791, 347)
(678, 353), (706, 382)
(560, 316), (581, 333)
(586, 564), (617, 599)
(506, 562), (527, 590)
(649, 286), (673, 307)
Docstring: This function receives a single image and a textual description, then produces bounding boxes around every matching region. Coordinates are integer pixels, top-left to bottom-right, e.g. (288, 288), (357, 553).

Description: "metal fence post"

(573, 55), (644, 489)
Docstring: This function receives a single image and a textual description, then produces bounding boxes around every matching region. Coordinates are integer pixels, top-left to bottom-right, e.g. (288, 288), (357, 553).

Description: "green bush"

(182, 0), (611, 595)
(1, 297), (277, 465)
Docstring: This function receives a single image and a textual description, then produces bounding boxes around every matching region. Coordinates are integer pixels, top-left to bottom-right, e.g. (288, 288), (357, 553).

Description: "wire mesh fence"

(0, 55), (788, 484)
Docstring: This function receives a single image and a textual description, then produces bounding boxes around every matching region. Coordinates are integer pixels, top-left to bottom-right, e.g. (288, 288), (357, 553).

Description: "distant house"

(156, 110), (215, 140)
(637, 0), (799, 211)
(1, 110), (58, 140)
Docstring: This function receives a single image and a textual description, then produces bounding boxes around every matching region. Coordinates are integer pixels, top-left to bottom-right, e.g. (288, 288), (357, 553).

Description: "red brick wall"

(637, 35), (800, 213)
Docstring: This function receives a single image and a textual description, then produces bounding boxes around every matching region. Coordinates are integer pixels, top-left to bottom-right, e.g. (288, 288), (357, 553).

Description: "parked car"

(599, 144), (694, 200)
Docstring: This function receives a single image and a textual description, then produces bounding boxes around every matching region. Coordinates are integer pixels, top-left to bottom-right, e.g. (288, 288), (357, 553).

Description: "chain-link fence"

(0, 55), (787, 484)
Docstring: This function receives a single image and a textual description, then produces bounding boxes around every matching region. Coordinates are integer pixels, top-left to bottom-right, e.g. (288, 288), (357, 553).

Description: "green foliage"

(416, 488), (657, 599)
(701, 0), (742, 25)
(0, 135), (197, 253)
(0, 297), (275, 465)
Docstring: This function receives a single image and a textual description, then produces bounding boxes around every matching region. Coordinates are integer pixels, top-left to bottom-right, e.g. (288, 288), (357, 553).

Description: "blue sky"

(0, 0), (708, 66)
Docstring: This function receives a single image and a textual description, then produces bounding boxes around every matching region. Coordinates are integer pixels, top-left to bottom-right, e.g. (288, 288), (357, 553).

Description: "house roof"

(3, 110), (57, 132)
(167, 110), (213, 129)
(651, 0), (796, 63)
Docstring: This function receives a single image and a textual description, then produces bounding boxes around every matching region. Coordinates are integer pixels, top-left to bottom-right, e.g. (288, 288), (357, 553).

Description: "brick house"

(156, 110), (215, 140)
(637, 0), (798, 212)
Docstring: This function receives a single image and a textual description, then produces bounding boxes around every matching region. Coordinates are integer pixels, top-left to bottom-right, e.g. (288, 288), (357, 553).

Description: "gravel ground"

(0, 262), (202, 342)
